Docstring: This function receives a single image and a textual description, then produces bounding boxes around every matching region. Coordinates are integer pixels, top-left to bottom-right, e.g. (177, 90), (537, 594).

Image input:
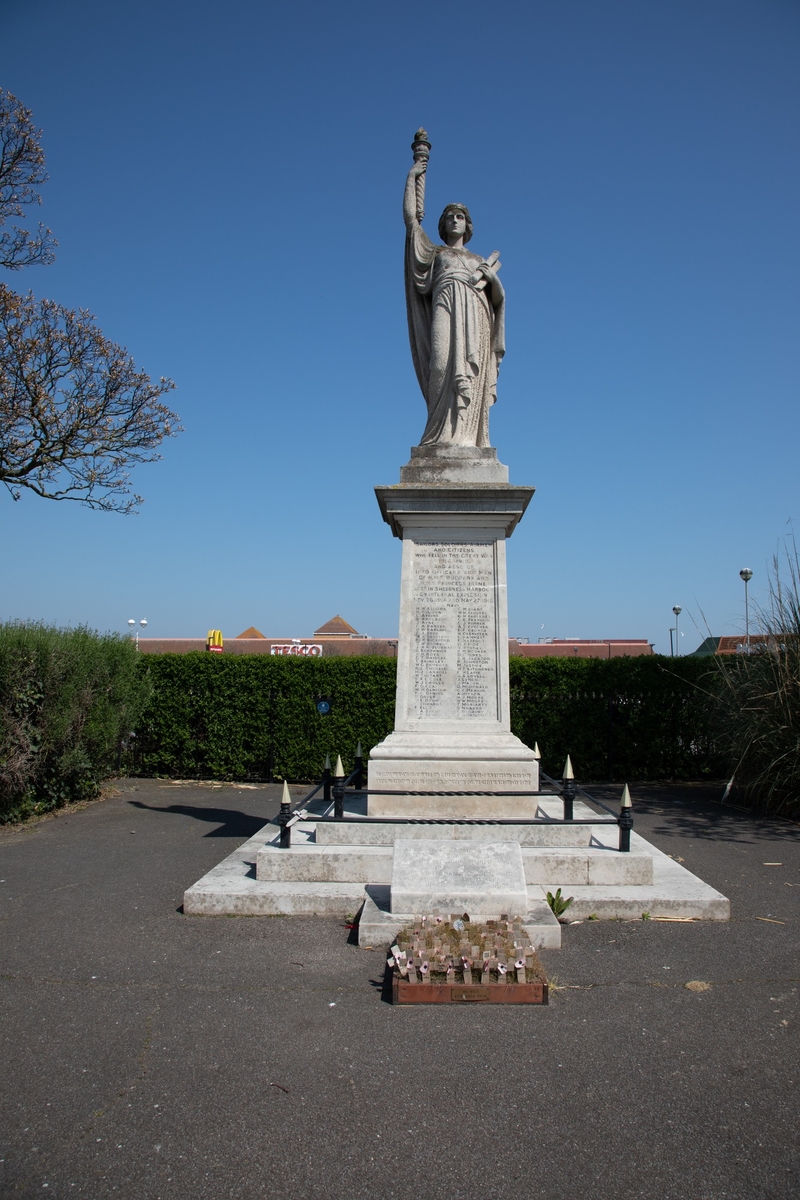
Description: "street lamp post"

(672, 606), (682, 656)
(127, 618), (148, 650)
(739, 569), (753, 651)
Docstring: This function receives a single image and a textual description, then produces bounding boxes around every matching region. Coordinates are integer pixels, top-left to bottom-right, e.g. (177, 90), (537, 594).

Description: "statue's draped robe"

(405, 222), (505, 447)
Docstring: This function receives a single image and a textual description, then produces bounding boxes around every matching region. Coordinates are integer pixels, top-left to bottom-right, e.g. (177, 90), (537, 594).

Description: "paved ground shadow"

(589, 784), (800, 846)
(127, 799), (268, 838)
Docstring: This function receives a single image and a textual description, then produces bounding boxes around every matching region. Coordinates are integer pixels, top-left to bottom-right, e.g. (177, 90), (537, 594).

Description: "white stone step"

(182, 816), (729, 927)
(390, 839), (528, 918)
(527, 843), (730, 920)
(356, 889), (562, 949)
(256, 843), (392, 883)
(255, 837), (650, 887)
(185, 876), (368, 917)
(315, 819), (592, 847)
(522, 847), (653, 885)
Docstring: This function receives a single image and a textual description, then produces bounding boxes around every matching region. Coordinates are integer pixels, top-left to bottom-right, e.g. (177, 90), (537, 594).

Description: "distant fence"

(131, 654), (726, 783)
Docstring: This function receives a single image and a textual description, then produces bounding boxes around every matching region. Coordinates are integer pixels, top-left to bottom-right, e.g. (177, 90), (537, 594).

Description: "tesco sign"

(270, 643), (323, 657)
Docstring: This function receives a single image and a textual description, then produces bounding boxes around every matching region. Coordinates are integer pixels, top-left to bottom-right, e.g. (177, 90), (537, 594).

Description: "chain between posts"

(275, 750), (634, 852)
(540, 765), (634, 852)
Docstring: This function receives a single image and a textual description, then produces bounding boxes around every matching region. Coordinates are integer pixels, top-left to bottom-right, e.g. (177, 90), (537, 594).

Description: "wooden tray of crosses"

(388, 915), (548, 1005)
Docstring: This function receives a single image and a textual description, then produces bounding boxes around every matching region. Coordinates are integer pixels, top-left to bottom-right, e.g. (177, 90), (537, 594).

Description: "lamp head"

(672, 606), (682, 617)
(740, 568), (753, 583)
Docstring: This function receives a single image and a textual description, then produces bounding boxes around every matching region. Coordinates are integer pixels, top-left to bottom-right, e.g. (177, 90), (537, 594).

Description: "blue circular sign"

(316, 699), (331, 715)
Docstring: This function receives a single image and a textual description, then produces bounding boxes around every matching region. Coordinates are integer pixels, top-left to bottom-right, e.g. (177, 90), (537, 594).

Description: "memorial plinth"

(368, 450), (538, 818)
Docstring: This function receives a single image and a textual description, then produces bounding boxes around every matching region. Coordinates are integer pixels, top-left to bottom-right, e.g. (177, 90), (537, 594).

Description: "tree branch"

(0, 284), (181, 513)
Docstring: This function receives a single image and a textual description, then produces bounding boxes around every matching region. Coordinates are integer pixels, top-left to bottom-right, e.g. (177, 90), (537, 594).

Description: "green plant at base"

(546, 888), (574, 919)
(641, 911), (651, 920)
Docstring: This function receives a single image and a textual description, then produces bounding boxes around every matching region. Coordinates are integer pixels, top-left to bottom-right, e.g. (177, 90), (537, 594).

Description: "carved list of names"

(409, 542), (498, 721)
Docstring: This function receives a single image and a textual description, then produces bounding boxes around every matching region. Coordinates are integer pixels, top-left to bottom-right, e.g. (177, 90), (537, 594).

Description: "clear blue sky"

(2, 0), (798, 652)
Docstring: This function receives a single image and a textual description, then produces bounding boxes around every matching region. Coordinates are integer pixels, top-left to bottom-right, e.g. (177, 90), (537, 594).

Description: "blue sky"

(2, 0), (798, 652)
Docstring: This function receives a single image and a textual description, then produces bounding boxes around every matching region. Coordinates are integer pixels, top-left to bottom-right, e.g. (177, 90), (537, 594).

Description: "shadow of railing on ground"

(127, 800), (272, 839)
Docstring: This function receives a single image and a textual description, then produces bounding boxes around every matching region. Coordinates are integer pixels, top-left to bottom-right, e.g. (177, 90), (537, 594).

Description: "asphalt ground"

(1, 778), (798, 1200)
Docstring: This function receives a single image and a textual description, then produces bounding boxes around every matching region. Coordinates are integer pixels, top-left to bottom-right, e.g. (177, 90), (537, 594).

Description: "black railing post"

(333, 753), (345, 819)
(277, 780), (292, 849)
(562, 755), (575, 822)
(618, 783), (633, 852)
(353, 741), (363, 790)
(322, 752), (332, 803)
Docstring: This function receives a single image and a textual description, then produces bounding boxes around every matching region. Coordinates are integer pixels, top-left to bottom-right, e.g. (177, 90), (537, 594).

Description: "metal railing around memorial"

(274, 749), (634, 853)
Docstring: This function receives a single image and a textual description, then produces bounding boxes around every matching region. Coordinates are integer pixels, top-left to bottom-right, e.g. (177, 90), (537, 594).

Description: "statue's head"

(438, 203), (473, 245)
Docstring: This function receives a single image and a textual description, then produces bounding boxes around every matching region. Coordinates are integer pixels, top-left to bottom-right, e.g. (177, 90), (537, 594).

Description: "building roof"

(313, 614), (360, 637)
(136, 638), (398, 657)
(513, 638), (653, 659)
(136, 634), (651, 659)
(689, 637), (720, 657)
(236, 626), (266, 639)
(690, 634), (795, 656)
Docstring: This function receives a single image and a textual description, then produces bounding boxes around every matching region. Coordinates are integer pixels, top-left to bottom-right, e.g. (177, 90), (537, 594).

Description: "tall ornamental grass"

(0, 622), (152, 822)
(714, 545), (800, 818)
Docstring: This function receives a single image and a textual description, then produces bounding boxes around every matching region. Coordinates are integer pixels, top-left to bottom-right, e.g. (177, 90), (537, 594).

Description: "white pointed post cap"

(620, 783), (632, 809)
(562, 755), (574, 781)
(324, 752), (331, 771)
(335, 754), (344, 778)
(356, 741), (362, 757)
(281, 779), (291, 806)
(533, 742), (541, 760)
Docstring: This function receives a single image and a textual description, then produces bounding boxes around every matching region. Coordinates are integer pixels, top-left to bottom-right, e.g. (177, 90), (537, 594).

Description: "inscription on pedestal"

(410, 542), (497, 721)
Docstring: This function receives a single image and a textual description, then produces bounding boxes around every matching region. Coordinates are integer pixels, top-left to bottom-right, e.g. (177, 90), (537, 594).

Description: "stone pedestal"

(369, 448), (537, 818)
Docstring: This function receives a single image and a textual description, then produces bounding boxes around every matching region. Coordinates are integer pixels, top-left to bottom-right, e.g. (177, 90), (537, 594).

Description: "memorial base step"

(183, 809), (730, 931)
(356, 889), (563, 950)
(315, 819), (592, 847)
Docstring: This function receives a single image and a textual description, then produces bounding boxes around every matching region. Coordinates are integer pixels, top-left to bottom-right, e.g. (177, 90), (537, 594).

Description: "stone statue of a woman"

(404, 130), (505, 449)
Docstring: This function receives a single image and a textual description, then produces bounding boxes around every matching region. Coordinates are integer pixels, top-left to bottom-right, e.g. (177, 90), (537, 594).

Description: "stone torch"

(411, 127), (431, 220)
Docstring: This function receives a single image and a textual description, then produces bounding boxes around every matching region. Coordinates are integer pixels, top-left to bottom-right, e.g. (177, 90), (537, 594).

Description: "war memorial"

(184, 132), (729, 944)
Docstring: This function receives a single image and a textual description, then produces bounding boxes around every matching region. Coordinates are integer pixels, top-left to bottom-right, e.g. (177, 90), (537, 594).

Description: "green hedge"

(509, 656), (726, 781)
(132, 655), (396, 781)
(0, 622), (151, 823)
(0, 634), (729, 824)
(132, 653), (725, 784)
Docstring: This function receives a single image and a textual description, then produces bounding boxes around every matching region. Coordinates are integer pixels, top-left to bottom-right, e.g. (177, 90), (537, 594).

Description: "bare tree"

(0, 90), (181, 512)
(0, 90), (56, 270)
(0, 286), (178, 511)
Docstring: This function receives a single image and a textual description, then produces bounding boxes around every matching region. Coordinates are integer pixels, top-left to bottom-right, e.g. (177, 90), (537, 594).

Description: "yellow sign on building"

(206, 629), (224, 653)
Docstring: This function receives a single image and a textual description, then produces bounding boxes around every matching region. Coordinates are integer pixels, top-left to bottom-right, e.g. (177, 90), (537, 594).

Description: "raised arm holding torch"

(411, 127), (431, 219)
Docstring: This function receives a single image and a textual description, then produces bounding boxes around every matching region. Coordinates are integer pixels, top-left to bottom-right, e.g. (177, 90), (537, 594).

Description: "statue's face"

(444, 209), (467, 238)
